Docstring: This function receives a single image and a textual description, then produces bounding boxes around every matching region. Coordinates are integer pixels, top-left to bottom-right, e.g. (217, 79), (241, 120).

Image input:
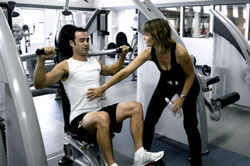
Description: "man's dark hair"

(55, 25), (87, 61)
(69, 27), (87, 42)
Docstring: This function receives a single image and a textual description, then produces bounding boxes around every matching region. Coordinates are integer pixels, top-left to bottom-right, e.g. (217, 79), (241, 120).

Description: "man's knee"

(94, 112), (110, 129)
(132, 102), (143, 116)
(120, 101), (143, 115)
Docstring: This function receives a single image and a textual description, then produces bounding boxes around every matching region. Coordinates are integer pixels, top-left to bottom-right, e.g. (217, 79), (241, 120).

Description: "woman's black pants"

(143, 79), (202, 166)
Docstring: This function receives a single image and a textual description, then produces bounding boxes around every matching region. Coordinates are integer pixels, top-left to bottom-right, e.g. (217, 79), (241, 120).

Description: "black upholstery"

(54, 24), (77, 133)
(115, 32), (130, 47)
(55, 24), (77, 62)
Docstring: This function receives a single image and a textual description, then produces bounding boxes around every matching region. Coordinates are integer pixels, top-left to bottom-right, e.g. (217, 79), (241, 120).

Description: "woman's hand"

(87, 87), (104, 102)
(171, 97), (185, 113)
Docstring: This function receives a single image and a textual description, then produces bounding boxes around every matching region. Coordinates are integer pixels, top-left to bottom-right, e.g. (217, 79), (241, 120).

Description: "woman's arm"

(87, 47), (152, 101)
(172, 43), (195, 112)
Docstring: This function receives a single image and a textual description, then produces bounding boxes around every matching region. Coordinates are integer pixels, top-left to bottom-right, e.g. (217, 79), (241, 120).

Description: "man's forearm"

(33, 57), (46, 89)
(111, 54), (126, 74)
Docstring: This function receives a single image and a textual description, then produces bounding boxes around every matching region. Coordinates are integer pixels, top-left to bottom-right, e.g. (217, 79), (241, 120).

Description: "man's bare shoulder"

(54, 60), (69, 75)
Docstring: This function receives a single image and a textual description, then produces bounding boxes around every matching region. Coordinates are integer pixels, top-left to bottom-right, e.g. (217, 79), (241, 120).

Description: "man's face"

(72, 31), (90, 56)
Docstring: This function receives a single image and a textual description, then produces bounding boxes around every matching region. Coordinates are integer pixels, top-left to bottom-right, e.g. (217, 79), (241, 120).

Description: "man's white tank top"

(62, 57), (102, 122)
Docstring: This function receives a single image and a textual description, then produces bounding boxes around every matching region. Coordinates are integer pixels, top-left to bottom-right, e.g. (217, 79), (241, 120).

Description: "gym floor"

(33, 63), (250, 165)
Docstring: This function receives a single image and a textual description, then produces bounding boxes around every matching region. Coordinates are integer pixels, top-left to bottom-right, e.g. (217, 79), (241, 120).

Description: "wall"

(182, 37), (213, 66)
(14, 9), (91, 53)
(107, 9), (138, 45)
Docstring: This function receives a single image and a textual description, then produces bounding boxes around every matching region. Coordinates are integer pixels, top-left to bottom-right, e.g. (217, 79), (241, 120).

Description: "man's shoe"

(133, 150), (164, 166)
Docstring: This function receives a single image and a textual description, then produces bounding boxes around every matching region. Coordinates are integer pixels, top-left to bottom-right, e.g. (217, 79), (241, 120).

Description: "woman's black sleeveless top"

(151, 43), (186, 89)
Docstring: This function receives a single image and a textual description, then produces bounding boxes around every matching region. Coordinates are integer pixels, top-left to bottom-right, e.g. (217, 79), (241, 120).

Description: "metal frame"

(0, 9), (47, 166)
(132, 0), (186, 48)
(60, 135), (106, 166)
(210, 8), (250, 68)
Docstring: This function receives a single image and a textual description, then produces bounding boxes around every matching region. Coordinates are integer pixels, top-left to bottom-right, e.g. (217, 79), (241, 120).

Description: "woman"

(87, 18), (202, 166)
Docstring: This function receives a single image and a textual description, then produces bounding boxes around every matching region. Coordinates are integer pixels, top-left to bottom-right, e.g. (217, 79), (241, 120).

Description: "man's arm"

(33, 47), (67, 89)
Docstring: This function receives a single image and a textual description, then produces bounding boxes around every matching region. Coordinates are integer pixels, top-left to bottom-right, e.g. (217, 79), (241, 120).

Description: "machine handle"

(35, 48), (58, 56)
(116, 47), (132, 54)
(36, 47), (133, 56)
(206, 76), (220, 86)
(36, 48), (45, 55)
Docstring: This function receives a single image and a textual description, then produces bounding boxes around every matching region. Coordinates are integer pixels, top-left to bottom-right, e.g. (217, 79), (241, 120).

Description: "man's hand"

(38, 46), (56, 60)
(87, 87), (104, 102)
(120, 45), (130, 56)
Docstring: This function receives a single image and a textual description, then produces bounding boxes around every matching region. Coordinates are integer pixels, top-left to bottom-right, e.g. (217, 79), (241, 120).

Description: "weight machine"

(132, 0), (240, 155)
(209, 9), (250, 108)
(0, 7), (132, 166)
(0, 8), (47, 166)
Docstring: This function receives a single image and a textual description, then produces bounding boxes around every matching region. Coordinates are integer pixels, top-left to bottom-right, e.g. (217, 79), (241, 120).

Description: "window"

(160, 7), (181, 35)
(183, 6), (211, 38)
(215, 4), (247, 37)
(22, 9), (45, 43)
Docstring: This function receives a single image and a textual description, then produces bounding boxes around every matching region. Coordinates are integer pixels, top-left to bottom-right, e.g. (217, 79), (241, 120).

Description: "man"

(33, 27), (164, 166)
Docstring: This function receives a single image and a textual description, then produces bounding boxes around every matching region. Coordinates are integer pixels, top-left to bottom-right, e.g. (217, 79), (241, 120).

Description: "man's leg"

(116, 102), (144, 151)
(115, 102), (164, 166)
(80, 111), (115, 166)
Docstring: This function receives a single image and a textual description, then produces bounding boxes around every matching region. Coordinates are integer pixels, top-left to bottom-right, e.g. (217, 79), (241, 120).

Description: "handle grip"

(116, 47), (132, 54)
(206, 76), (220, 86)
(36, 48), (45, 55)
(36, 48), (58, 56)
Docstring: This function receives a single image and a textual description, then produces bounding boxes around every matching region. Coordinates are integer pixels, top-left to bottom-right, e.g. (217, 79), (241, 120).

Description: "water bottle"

(165, 94), (183, 118)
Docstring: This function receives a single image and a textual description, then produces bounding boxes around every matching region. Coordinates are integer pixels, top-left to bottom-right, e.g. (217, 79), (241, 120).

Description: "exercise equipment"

(10, 4), (36, 55)
(57, 0), (75, 30)
(202, 65), (211, 76)
(0, 2), (13, 29)
(107, 30), (138, 80)
(54, 24), (107, 166)
(0, 11), (124, 166)
(107, 42), (117, 58)
(210, 9), (250, 107)
(197, 74), (240, 122)
(133, 0), (240, 155)
(35, 46), (130, 56)
(128, 27), (138, 81)
(54, 24), (134, 166)
(116, 32), (130, 47)
(36, 44), (130, 57)
(0, 8), (47, 166)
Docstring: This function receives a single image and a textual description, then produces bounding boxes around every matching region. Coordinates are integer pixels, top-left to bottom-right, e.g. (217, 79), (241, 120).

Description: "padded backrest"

(54, 24), (77, 132)
(55, 24), (77, 62)
(58, 82), (71, 132)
